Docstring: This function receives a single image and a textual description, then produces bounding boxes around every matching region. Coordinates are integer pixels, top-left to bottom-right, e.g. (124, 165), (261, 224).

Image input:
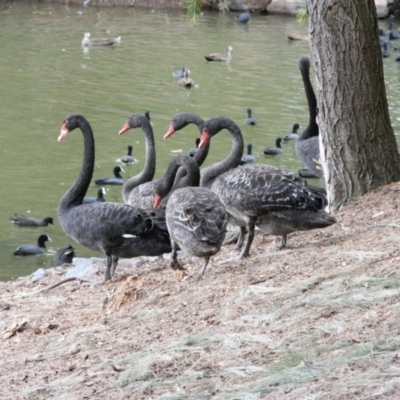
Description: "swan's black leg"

(239, 218), (256, 258)
(170, 241), (184, 271)
(236, 226), (247, 249)
(110, 256), (119, 277)
(278, 235), (287, 250)
(103, 254), (113, 282)
(198, 256), (210, 277)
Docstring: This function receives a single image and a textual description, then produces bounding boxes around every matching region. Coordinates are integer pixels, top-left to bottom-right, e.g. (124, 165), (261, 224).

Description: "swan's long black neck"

(159, 156), (200, 198)
(300, 65), (319, 140)
(173, 114), (209, 185)
(200, 118), (244, 187)
(190, 115), (209, 168)
(59, 117), (94, 210)
(122, 118), (156, 203)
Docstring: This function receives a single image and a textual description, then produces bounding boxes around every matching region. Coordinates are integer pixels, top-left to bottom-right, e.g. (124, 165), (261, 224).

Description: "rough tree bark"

(307, 0), (400, 213)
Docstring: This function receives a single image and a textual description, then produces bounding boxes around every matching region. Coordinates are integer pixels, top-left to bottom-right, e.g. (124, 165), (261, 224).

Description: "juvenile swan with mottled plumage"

(154, 155), (228, 277)
(197, 116), (335, 258)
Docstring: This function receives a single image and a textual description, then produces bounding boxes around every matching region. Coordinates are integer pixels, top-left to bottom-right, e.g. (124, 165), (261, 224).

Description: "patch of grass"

(351, 343), (374, 358)
(267, 351), (309, 374)
(356, 277), (400, 290)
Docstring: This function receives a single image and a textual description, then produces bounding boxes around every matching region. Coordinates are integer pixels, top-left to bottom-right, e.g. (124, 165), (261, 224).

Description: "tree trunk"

(307, 0), (400, 212)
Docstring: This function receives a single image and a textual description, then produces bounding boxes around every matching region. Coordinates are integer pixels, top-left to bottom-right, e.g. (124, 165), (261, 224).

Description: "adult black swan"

(197, 116), (335, 258)
(119, 113), (157, 205)
(57, 115), (171, 282)
(296, 57), (324, 179)
(154, 155), (228, 277)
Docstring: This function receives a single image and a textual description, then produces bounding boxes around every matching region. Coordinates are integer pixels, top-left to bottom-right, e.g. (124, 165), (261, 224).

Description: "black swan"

(205, 46), (233, 62)
(282, 123), (301, 141)
(144, 110), (153, 126)
(121, 145), (137, 164)
(154, 155), (228, 277)
(188, 138), (201, 157)
(264, 138), (283, 155)
(296, 57), (324, 179)
(10, 214), (53, 227)
(81, 32), (121, 47)
(13, 234), (51, 256)
(236, 9), (250, 24)
(83, 187), (106, 204)
(198, 116), (336, 257)
(57, 114), (171, 282)
(239, 143), (255, 165)
(119, 113), (157, 207)
(54, 245), (76, 266)
(94, 166), (124, 186)
(244, 108), (258, 126)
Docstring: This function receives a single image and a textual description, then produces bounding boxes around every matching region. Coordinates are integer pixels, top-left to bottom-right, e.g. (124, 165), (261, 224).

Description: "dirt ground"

(1, 182), (400, 399)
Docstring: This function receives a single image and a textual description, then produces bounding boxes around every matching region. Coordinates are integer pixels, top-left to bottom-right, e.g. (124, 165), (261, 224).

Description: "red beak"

(58, 122), (69, 142)
(164, 124), (175, 139)
(119, 121), (130, 135)
(199, 131), (210, 149)
(154, 194), (162, 209)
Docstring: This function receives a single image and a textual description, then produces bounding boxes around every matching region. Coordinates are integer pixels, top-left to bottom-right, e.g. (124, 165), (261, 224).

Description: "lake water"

(1, 1), (399, 280)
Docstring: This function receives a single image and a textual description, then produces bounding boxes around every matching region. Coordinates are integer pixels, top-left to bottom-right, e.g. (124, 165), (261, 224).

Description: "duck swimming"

(81, 32), (121, 47)
(205, 46), (233, 63)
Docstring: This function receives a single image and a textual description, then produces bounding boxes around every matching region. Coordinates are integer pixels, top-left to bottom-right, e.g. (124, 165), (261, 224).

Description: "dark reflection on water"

(1, 2), (399, 280)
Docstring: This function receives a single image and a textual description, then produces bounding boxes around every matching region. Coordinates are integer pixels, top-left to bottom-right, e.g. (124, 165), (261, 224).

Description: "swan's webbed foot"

(170, 259), (185, 271)
(169, 242), (185, 271)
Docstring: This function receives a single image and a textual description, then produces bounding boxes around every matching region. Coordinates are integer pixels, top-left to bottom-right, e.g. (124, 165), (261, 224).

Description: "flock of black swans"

(11, 56), (337, 282)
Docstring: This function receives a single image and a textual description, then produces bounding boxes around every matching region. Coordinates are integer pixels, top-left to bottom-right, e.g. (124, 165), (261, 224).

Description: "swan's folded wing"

(170, 189), (228, 243)
(214, 165), (326, 214)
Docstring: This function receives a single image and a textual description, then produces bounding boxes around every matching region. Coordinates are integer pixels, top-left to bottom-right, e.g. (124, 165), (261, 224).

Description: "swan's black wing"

(211, 164), (327, 216)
